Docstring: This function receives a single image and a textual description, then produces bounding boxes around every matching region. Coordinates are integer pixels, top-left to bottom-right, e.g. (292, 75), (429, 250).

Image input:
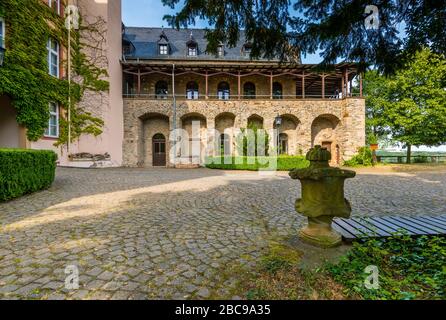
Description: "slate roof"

(122, 27), (287, 62)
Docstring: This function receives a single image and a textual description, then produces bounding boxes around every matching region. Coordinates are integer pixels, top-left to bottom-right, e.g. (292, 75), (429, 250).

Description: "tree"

(161, 0), (446, 74)
(363, 70), (390, 143)
(235, 122), (270, 157)
(365, 49), (446, 162)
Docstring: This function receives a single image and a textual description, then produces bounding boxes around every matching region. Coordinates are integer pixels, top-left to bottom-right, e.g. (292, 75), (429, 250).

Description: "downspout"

(172, 64), (176, 167)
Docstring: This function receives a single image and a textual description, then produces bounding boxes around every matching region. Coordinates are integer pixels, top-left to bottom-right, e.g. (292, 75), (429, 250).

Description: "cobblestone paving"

(1, 168), (445, 300)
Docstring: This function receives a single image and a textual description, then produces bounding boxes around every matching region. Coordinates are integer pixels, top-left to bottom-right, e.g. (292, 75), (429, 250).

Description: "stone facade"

(123, 95), (365, 167)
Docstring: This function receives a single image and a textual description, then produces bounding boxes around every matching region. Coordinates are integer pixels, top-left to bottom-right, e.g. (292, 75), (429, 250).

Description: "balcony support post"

(238, 70), (241, 100)
(321, 74), (326, 99)
(270, 71), (273, 99)
(205, 70), (209, 99)
(359, 72), (363, 97)
(137, 68), (141, 96)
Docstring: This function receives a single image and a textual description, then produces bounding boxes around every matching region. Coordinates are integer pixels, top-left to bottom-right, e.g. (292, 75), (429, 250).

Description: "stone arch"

(215, 112), (236, 156)
(274, 114), (300, 155)
(180, 112), (208, 164)
(247, 114), (264, 129)
(140, 112), (170, 167)
(311, 114), (341, 164)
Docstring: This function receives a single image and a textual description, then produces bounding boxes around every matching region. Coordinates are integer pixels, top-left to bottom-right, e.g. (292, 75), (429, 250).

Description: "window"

(188, 45), (197, 56)
(0, 17), (4, 48)
(243, 82), (256, 99)
(48, 0), (60, 14)
(47, 38), (59, 78)
(159, 44), (168, 55)
(217, 45), (224, 57)
(217, 82), (230, 100)
(279, 133), (288, 155)
(155, 80), (168, 99)
(186, 81), (199, 100)
(45, 102), (59, 138)
(273, 82), (283, 99)
(243, 43), (252, 57)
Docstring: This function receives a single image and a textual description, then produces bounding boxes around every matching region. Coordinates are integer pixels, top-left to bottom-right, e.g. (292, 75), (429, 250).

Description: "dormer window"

(158, 30), (170, 56)
(217, 45), (224, 57)
(159, 44), (168, 55)
(188, 45), (197, 56)
(186, 32), (198, 56)
(243, 43), (252, 57)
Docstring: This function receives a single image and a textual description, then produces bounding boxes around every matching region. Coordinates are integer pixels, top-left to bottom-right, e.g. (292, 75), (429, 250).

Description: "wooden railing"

(122, 93), (363, 100)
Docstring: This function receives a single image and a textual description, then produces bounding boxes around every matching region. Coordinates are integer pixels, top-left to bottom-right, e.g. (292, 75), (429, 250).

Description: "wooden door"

(152, 134), (166, 167)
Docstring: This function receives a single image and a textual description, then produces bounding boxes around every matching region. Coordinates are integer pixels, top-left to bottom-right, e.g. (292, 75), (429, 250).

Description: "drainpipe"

(172, 64), (177, 167)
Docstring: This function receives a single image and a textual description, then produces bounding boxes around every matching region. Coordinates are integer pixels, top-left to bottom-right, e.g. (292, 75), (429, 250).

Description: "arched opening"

(273, 82), (283, 99)
(311, 114), (341, 164)
(220, 133), (231, 156)
(152, 133), (166, 167)
(141, 113), (170, 167)
(181, 113), (207, 164)
(186, 81), (199, 100)
(279, 133), (288, 155)
(155, 80), (168, 99)
(243, 82), (256, 99)
(274, 114), (300, 155)
(217, 81), (230, 100)
(247, 114), (264, 129)
(215, 112), (236, 156)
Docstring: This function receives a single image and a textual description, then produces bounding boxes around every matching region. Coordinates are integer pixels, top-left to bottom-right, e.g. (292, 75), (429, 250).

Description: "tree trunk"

(406, 144), (412, 164)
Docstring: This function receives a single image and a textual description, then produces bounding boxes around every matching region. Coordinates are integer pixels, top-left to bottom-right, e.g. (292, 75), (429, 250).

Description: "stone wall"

(123, 97), (366, 167)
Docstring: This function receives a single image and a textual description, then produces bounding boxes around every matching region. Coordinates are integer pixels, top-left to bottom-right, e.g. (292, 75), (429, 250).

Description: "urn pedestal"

(289, 146), (356, 248)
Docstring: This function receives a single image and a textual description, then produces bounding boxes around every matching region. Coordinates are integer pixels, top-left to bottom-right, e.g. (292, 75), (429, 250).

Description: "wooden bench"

(333, 215), (446, 241)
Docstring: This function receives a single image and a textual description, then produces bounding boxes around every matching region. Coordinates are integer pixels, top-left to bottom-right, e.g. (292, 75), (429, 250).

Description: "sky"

(121, 0), (322, 64)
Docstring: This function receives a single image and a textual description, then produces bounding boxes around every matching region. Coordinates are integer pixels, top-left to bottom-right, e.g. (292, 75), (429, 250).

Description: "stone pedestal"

(289, 145), (356, 248)
(298, 216), (342, 247)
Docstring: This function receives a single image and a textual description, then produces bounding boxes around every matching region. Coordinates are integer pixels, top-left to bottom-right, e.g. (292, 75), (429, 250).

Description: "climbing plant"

(0, 0), (108, 147)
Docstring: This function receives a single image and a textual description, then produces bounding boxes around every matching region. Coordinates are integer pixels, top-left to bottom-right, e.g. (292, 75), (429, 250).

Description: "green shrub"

(343, 147), (373, 167)
(326, 235), (446, 300)
(205, 155), (309, 171)
(413, 156), (429, 163)
(0, 149), (57, 201)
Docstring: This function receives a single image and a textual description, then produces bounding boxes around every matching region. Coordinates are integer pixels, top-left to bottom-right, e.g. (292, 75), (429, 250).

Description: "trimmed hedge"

(0, 149), (58, 201)
(205, 156), (310, 171)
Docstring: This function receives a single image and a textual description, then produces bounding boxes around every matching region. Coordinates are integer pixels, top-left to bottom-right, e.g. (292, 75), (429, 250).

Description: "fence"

(376, 155), (446, 164)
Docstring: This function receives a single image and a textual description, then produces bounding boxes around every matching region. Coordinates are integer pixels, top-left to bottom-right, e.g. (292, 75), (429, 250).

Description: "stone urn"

(289, 145), (356, 247)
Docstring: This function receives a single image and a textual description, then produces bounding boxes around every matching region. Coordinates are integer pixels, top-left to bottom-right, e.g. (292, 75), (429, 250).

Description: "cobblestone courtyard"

(1, 167), (445, 300)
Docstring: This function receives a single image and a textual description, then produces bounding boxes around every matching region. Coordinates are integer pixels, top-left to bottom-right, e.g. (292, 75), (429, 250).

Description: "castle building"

(0, 0), (365, 168)
(121, 27), (365, 167)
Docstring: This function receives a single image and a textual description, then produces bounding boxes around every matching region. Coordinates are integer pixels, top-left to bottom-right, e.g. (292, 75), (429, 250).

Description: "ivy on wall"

(0, 0), (108, 146)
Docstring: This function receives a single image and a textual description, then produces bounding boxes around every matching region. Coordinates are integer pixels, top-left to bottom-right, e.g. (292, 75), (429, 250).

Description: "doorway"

(152, 133), (166, 166)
